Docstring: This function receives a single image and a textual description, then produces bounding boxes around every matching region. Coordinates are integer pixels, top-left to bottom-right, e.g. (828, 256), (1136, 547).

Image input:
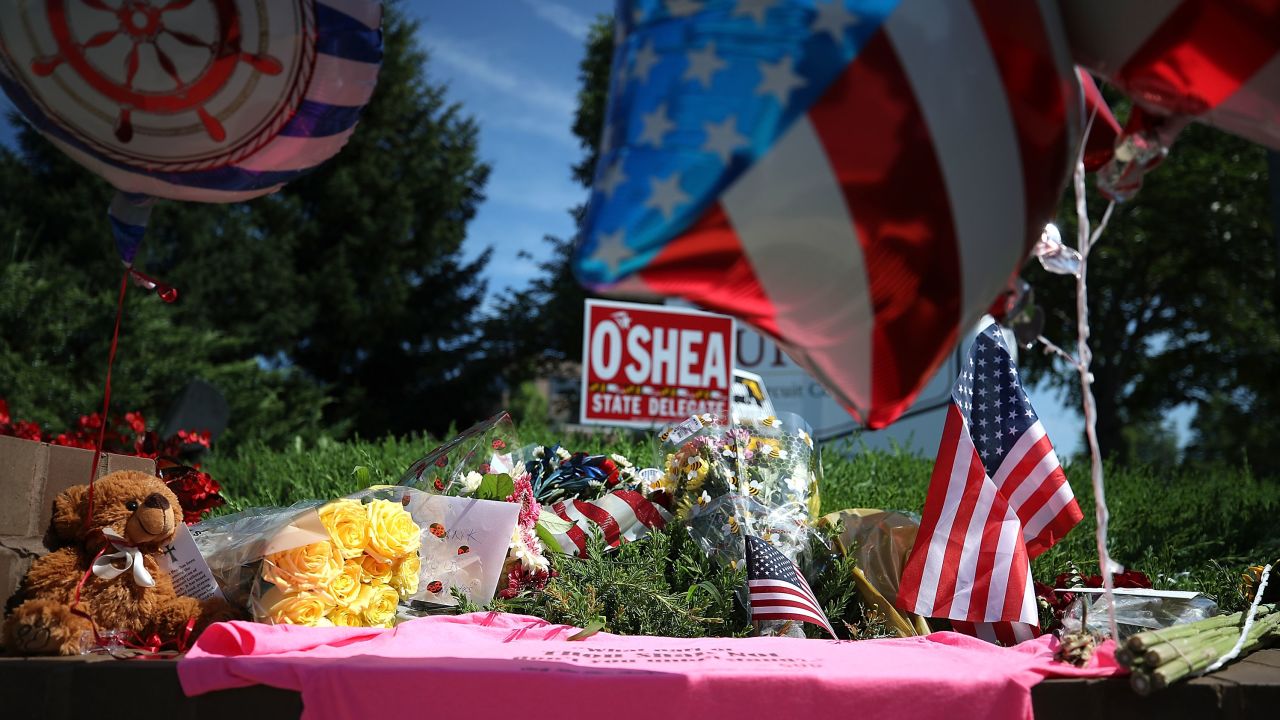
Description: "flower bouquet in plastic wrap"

(398, 413), (554, 601)
(397, 413), (672, 599)
(655, 412), (824, 636)
(191, 488), (426, 627)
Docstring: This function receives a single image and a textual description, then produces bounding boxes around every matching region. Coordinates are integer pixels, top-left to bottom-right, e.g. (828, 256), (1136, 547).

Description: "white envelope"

(403, 494), (520, 607)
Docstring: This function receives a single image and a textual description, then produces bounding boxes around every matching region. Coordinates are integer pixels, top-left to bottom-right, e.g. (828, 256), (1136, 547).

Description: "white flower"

(610, 453), (633, 468)
(533, 445), (546, 459)
(555, 446), (572, 461)
(461, 471), (483, 494)
(510, 528), (549, 574)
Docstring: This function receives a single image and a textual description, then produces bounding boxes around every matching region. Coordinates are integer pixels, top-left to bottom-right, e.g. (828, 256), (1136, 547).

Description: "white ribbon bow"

(91, 527), (155, 588)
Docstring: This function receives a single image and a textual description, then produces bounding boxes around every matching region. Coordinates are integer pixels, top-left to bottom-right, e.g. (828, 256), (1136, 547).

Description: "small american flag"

(745, 534), (835, 638)
(896, 324), (1082, 643)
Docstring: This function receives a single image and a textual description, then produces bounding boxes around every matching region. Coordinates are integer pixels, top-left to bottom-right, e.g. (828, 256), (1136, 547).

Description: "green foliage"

(0, 5), (493, 448)
(474, 473), (515, 501)
(0, 256), (330, 447)
(469, 529), (750, 638)
(508, 381), (550, 428)
(205, 425), (1279, 635)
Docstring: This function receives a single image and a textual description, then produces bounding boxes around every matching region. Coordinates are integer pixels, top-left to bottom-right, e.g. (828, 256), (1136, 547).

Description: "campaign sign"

(581, 299), (735, 427)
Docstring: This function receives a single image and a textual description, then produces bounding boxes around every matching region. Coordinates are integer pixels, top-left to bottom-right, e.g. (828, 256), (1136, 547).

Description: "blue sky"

(410, 0), (610, 293)
(0, 0), (1153, 457)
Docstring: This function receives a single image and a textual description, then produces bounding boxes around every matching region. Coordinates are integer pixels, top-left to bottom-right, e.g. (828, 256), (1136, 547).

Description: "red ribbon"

(82, 270), (129, 534)
(82, 266), (180, 531)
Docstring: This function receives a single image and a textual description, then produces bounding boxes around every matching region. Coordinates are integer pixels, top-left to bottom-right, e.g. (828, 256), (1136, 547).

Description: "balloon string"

(1071, 105), (1120, 641)
(84, 268), (130, 534)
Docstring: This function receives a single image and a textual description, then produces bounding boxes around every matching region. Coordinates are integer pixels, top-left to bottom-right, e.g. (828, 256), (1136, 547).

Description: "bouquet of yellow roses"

(193, 488), (424, 628)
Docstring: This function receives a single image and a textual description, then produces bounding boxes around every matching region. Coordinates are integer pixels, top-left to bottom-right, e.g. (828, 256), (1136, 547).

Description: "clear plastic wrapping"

(1061, 591), (1219, 640)
(823, 508), (921, 605)
(656, 412), (823, 577)
(192, 486), (426, 627)
(398, 412), (520, 495)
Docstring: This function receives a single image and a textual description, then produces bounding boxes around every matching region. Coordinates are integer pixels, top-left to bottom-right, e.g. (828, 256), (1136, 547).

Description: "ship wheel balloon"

(0, 0), (383, 265)
(32, 0), (288, 146)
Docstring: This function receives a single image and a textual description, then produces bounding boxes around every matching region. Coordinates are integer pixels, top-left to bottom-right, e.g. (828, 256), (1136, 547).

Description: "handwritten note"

(404, 494), (520, 607)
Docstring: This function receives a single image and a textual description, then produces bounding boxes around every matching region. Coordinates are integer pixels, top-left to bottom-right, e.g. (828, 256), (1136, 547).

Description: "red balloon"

(1078, 69), (1121, 173)
(1059, 0), (1280, 150)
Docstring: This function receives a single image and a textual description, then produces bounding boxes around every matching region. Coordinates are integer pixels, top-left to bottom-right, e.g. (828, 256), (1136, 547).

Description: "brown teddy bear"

(3, 470), (235, 655)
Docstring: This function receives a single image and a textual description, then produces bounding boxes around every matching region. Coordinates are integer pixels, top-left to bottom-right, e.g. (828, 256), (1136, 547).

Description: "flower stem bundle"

(1118, 604), (1279, 695)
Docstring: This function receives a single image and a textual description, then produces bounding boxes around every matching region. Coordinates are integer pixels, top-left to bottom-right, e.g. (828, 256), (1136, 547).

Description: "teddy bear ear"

(50, 484), (89, 544)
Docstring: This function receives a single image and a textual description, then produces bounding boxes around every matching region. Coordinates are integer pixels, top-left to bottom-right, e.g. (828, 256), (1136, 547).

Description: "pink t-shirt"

(179, 613), (1122, 720)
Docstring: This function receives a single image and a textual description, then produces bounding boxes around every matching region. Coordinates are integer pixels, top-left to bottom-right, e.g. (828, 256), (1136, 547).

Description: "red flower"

(161, 467), (224, 524)
(434, 454), (448, 468)
(491, 439), (506, 450)
(12, 421), (43, 441)
(124, 412), (146, 435)
(600, 458), (620, 487)
(0, 398), (9, 426)
(433, 477), (445, 492)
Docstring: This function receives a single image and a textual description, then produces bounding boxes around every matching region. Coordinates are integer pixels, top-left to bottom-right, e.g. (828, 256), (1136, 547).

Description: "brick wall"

(0, 436), (156, 612)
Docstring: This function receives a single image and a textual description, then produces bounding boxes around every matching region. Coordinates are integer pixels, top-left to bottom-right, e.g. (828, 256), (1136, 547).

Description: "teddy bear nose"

(143, 493), (170, 511)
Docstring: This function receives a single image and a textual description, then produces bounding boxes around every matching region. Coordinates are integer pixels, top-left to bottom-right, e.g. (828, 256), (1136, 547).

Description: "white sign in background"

(733, 317), (1013, 452)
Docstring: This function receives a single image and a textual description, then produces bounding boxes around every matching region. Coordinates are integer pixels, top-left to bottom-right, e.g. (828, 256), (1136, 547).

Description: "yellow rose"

(327, 607), (364, 627)
(319, 499), (371, 559)
(359, 554), (393, 585)
(259, 588), (334, 626)
(361, 583), (401, 627)
(365, 499), (422, 562)
(391, 554), (421, 595)
(262, 541), (343, 593)
(329, 560), (364, 606)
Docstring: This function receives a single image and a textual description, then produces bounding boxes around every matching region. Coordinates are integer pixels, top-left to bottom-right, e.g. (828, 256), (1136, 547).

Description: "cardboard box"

(0, 435), (156, 612)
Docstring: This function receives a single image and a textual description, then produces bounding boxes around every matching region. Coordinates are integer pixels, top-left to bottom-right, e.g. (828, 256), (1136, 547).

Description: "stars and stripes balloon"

(1058, 0), (1280, 153)
(0, 0), (382, 265)
(572, 0), (1082, 429)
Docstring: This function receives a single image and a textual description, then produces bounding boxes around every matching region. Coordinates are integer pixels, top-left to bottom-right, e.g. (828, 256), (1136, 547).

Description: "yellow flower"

(329, 560), (364, 606)
(319, 499), (371, 559)
(327, 607), (364, 627)
(362, 583), (401, 627)
(259, 587), (335, 626)
(346, 584), (376, 615)
(359, 554), (394, 585)
(262, 541), (343, 593)
(366, 499), (422, 562)
(391, 554), (421, 595)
